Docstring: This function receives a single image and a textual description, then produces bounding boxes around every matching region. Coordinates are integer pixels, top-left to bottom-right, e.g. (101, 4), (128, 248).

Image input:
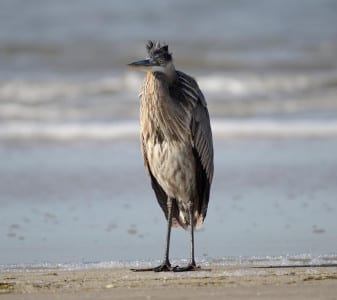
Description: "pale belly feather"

(147, 140), (196, 207)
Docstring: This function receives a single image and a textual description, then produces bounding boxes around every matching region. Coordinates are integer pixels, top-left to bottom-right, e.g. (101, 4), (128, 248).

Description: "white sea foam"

(212, 119), (337, 138)
(1, 119), (337, 140)
(1, 71), (336, 103)
(0, 121), (138, 140)
(197, 71), (337, 96)
(0, 74), (141, 103)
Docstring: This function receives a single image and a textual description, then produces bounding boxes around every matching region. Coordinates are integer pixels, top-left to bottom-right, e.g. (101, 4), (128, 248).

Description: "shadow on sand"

(254, 264), (337, 269)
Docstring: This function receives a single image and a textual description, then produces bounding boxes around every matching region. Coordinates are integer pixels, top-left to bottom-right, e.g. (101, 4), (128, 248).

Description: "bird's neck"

(152, 62), (176, 84)
(165, 62), (176, 83)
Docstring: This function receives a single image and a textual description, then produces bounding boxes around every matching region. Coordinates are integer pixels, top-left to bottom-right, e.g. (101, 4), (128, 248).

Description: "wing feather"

(177, 71), (214, 221)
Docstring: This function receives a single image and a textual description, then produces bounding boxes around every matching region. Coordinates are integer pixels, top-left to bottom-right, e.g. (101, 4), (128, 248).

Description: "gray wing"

(191, 95), (214, 220)
(178, 71), (214, 220)
(191, 97), (214, 182)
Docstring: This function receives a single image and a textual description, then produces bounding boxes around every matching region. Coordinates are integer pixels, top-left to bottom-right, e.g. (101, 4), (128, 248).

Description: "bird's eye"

(157, 58), (164, 64)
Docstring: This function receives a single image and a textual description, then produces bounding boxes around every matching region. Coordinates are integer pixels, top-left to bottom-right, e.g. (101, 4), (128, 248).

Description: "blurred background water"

(0, 0), (337, 267)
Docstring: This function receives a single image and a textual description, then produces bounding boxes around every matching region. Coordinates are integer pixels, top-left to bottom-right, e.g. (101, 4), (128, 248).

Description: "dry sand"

(1, 265), (337, 299)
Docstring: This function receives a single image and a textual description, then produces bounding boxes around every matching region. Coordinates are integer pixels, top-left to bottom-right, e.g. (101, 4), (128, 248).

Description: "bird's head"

(128, 41), (174, 75)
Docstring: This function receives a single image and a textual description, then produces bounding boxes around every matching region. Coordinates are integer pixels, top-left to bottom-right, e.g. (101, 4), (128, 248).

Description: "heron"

(128, 41), (213, 272)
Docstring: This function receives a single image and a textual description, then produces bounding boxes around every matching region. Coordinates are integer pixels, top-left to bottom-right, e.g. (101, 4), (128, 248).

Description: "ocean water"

(0, 0), (337, 268)
(1, 0), (337, 131)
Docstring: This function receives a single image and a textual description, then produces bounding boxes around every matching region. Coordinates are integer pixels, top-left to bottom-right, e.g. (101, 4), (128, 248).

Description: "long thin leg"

(189, 207), (196, 267)
(173, 204), (200, 272)
(160, 196), (172, 268)
(131, 197), (173, 272)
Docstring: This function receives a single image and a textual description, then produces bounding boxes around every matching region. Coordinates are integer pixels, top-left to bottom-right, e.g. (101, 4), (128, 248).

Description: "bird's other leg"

(153, 196), (173, 271)
(131, 197), (173, 272)
(173, 203), (200, 272)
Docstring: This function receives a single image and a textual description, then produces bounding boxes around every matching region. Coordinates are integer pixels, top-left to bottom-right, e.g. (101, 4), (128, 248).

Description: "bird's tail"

(172, 210), (204, 230)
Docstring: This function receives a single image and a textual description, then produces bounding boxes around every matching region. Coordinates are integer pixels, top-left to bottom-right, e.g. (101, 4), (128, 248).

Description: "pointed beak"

(127, 59), (157, 71)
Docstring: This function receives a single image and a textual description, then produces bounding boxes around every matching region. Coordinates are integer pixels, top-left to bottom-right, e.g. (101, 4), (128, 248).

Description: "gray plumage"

(128, 41), (213, 272)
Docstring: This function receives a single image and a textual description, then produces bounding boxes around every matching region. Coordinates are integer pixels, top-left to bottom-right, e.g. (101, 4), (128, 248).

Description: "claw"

(172, 263), (201, 272)
(153, 263), (173, 272)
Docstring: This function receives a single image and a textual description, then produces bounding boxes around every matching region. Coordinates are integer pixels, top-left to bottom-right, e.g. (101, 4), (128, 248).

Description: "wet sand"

(1, 138), (337, 264)
(1, 265), (337, 299)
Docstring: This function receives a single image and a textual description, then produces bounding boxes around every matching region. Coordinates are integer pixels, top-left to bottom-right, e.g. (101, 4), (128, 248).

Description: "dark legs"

(151, 196), (173, 271)
(172, 204), (200, 272)
(131, 200), (200, 272)
(131, 197), (173, 272)
(190, 206), (196, 266)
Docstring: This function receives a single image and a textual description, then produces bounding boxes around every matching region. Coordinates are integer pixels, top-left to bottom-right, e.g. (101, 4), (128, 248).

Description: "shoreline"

(1, 265), (337, 299)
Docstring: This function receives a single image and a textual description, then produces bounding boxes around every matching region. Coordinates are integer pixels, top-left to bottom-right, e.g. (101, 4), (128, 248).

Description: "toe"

(173, 264), (200, 272)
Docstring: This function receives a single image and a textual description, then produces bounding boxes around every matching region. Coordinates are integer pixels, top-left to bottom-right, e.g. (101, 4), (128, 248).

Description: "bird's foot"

(131, 261), (173, 272)
(131, 261), (203, 272)
(172, 262), (201, 272)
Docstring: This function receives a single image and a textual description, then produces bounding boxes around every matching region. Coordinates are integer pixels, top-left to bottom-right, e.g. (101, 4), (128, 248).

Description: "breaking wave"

(1, 70), (337, 141)
(1, 71), (337, 103)
(1, 119), (337, 140)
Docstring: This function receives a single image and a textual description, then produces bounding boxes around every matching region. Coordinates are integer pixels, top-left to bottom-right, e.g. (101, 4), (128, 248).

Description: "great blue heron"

(128, 41), (213, 272)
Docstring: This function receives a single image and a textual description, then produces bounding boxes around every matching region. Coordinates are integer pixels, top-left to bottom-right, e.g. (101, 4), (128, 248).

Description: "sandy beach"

(1, 265), (337, 299)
